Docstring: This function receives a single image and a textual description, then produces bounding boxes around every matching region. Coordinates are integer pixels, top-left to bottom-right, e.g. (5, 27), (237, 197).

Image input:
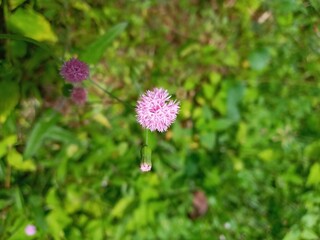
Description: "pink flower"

(71, 87), (87, 105)
(136, 88), (179, 132)
(25, 224), (36, 236)
(140, 163), (152, 172)
(60, 58), (89, 83)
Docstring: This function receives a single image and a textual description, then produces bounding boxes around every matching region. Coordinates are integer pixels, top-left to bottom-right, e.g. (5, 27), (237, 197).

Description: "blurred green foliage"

(1, 0), (320, 239)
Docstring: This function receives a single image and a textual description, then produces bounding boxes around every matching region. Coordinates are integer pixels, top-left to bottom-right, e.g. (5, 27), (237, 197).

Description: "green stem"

(89, 78), (133, 108)
(145, 129), (149, 146)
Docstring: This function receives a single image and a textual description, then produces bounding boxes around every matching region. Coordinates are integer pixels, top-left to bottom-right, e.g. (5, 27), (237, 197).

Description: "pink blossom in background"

(60, 58), (89, 83)
(25, 224), (36, 236)
(136, 88), (180, 132)
(140, 163), (152, 172)
(71, 87), (87, 105)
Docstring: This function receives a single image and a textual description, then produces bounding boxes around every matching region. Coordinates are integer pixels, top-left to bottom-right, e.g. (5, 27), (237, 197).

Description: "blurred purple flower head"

(71, 87), (87, 105)
(136, 88), (179, 132)
(25, 224), (36, 236)
(140, 163), (152, 172)
(60, 58), (89, 83)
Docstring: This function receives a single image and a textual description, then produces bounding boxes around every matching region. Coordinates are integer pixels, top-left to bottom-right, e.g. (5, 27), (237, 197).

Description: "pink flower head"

(25, 224), (36, 236)
(71, 87), (87, 105)
(136, 88), (180, 132)
(140, 163), (152, 172)
(60, 58), (89, 83)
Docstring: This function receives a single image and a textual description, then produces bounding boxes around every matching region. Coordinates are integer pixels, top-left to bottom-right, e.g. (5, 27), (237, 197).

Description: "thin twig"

(89, 78), (134, 109)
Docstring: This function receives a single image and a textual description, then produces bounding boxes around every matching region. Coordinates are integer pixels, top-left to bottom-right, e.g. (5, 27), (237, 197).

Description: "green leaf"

(0, 80), (19, 123)
(46, 126), (79, 144)
(200, 132), (216, 150)
(307, 163), (320, 186)
(249, 47), (271, 71)
(7, 149), (36, 171)
(203, 83), (214, 100)
(300, 229), (318, 240)
(236, 122), (247, 145)
(0, 135), (17, 158)
(227, 83), (245, 122)
(80, 22), (128, 64)
(8, 0), (26, 10)
(110, 196), (134, 219)
(46, 209), (72, 238)
(283, 228), (300, 240)
(24, 110), (60, 158)
(310, 0), (320, 11)
(258, 149), (275, 161)
(0, 34), (53, 54)
(7, 8), (57, 42)
(14, 187), (24, 211)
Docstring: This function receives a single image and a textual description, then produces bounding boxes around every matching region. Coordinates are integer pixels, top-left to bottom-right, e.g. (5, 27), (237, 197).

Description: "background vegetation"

(1, 0), (320, 239)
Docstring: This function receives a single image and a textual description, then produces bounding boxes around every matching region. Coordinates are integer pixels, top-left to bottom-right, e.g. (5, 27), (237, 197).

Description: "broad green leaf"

(307, 163), (320, 186)
(249, 48), (271, 71)
(0, 80), (19, 123)
(302, 214), (319, 228)
(65, 187), (83, 214)
(46, 188), (61, 209)
(213, 118), (233, 131)
(258, 149), (275, 161)
(93, 113), (111, 129)
(300, 229), (318, 240)
(227, 83), (245, 122)
(117, 142), (128, 156)
(46, 209), (72, 239)
(46, 126), (79, 144)
(84, 220), (103, 240)
(180, 100), (192, 118)
(305, 141), (320, 161)
(0, 135), (17, 158)
(283, 229), (300, 240)
(200, 132), (216, 150)
(80, 22), (128, 64)
(7, 8), (57, 42)
(183, 76), (198, 91)
(24, 110), (60, 158)
(209, 72), (221, 85)
(110, 196), (134, 219)
(7, 149), (36, 171)
(14, 187), (24, 211)
(203, 83), (214, 100)
(236, 122), (247, 145)
(8, 0), (25, 10)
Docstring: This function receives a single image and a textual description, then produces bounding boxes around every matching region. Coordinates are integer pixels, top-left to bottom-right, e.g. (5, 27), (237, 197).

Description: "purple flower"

(60, 58), (89, 83)
(25, 224), (36, 236)
(71, 87), (87, 105)
(140, 163), (152, 172)
(136, 88), (180, 132)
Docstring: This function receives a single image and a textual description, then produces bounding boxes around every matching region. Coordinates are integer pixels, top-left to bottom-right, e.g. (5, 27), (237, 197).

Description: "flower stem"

(145, 129), (149, 146)
(89, 78), (133, 108)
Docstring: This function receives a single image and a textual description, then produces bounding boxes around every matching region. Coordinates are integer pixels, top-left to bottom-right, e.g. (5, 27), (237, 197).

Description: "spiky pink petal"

(136, 88), (179, 132)
(71, 87), (87, 105)
(60, 58), (89, 83)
